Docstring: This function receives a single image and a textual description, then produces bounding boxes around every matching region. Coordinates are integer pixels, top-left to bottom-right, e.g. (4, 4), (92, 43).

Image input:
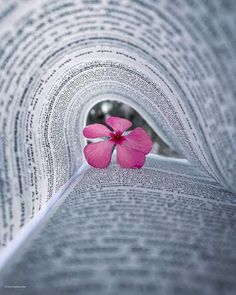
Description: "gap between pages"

(0, 162), (90, 272)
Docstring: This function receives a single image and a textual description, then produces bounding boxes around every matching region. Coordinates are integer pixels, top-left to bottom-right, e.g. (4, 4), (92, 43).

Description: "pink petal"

(106, 116), (132, 134)
(84, 140), (115, 168)
(116, 144), (146, 168)
(123, 127), (152, 154)
(83, 124), (111, 138)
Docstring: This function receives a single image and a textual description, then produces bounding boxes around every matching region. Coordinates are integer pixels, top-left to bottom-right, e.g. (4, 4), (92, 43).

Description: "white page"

(0, 155), (236, 294)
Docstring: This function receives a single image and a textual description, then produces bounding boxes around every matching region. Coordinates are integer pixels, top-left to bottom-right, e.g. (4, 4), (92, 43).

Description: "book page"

(1, 155), (236, 294)
(0, 0), (236, 250)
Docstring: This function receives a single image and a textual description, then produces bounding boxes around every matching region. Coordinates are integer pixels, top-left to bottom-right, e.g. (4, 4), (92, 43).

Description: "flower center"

(114, 133), (121, 140)
(111, 131), (124, 143)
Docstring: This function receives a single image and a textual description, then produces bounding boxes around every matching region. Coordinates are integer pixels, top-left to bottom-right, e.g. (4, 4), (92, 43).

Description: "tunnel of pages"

(0, 0), (236, 250)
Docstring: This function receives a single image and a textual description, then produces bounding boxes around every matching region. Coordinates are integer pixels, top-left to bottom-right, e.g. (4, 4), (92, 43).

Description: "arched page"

(0, 0), (236, 250)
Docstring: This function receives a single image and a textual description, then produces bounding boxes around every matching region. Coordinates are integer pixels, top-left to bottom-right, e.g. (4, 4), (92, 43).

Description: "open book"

(0, 0), (236, 294)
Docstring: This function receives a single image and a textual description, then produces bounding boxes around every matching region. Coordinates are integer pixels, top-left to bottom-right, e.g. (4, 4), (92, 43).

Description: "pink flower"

(83, 116), (152, 169)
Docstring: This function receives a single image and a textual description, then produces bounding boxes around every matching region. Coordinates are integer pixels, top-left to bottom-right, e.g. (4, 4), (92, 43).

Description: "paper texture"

(1, 155), (235, 294)
(0, 0), (236, 251)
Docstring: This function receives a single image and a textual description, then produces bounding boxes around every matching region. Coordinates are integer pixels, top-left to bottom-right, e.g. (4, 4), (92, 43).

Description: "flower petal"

(83, 124), (111, 138)
(123, 127), (152, 154)
(116, 144), (146, 168)
(106, 116), (132, 133)
(84, 140), (115, 168)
